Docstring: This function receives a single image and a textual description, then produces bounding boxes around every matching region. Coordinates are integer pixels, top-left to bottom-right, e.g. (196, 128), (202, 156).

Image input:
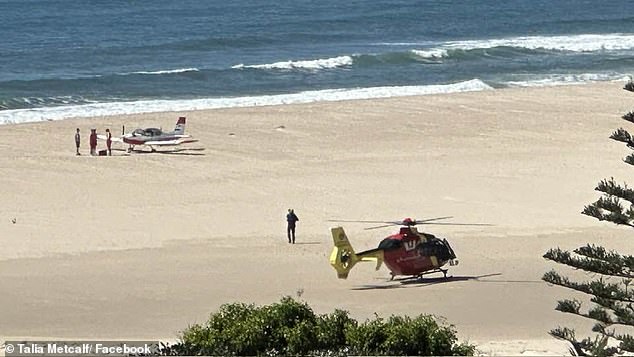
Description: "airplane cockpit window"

(146, 128), (162, 136)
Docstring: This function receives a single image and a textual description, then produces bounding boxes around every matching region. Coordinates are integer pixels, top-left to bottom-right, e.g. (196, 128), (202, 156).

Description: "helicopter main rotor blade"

(363, 224), (397, 230)
(415, 216), (454, 223)
(421, 222), (494, 226)
(328, 217), (492, 228)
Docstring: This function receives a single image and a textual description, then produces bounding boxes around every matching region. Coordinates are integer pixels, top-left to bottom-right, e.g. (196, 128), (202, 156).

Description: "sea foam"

(411, 33), (634, 59)
(0, 79), (492, 125)
(123, 68), (200, 75)
(506, 73), (631, 87)
(232, 55), (353, 70)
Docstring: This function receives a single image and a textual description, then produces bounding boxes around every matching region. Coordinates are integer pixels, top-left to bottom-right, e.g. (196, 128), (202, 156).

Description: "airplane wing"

(144, 138), (198, 146)
(96, 134), (123, 143)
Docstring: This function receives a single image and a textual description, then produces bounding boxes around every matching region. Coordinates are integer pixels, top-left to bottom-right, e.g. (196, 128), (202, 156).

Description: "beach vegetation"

(157, 296), (475, 356)
(543, 80), (634, 356)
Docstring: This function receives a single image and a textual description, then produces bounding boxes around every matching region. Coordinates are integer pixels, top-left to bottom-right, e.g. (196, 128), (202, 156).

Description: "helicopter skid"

(391, 268), (451, 281)
(417, 268), (450, 279)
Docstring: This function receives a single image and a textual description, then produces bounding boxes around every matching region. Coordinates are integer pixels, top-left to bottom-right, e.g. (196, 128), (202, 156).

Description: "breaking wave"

(121, 68), (200, 75)
(0, 79), (492, 125)
(411, 33), (634, 59)
(0, 96), (96, 111)
(505, 73), (632, 87)
(232, 55), (354, 70)
(232, 33), (634, 71)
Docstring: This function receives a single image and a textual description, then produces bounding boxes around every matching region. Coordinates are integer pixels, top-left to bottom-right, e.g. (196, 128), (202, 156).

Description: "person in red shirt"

(105, 128), (112, 156)
(89, 129), (97, 156)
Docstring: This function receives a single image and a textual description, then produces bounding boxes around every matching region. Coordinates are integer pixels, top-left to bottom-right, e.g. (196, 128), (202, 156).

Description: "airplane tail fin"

(173, 116), (186, 135)
(329, 227), (383, 279)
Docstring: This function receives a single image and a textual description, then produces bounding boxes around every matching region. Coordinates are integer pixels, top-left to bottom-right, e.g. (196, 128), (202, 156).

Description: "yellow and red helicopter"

(329, 217), (490, 280)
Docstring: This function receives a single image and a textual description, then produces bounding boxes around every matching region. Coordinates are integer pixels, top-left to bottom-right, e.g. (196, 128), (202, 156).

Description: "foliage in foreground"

(542, 81), (634, 356)
(157, 296), (476, 356)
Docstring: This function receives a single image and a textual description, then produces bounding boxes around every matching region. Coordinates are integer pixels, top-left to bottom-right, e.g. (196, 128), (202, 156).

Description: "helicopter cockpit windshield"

(378, 238), (402, 251)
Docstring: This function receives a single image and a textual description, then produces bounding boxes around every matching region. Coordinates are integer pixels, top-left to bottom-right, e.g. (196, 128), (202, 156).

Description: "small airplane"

(328, 217), (490, 280)
(100, 116), (198, 152)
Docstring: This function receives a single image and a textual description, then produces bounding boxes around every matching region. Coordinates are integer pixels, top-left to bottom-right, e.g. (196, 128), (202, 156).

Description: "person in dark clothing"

(75, 128), (81, 155)
(286, 209), (299, 244)
(89, 129), (97, 156)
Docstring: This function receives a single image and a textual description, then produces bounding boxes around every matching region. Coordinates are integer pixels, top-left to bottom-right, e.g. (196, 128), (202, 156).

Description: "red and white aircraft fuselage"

(102, 116), (198, 152)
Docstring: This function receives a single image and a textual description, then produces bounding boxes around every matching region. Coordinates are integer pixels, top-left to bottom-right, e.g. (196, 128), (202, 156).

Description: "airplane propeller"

(327, 217), (493, 230)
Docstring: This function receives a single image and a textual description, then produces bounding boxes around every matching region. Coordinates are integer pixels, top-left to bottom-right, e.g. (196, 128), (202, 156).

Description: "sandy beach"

(1, 82), (633, 355)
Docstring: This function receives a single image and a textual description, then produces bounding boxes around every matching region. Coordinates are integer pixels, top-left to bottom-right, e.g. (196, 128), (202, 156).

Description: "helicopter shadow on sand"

(351, 272), (542, 291)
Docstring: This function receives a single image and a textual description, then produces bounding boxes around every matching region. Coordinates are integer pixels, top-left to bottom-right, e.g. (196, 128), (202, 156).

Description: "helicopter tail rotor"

(329, 227), (383, 279)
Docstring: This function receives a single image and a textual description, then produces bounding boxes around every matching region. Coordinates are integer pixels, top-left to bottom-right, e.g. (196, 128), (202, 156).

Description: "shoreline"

(2, 82), (632, 355)
(1, 79), (628, 126)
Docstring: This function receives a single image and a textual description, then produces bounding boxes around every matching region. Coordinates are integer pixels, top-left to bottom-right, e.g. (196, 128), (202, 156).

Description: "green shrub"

(159, 297), (475, 356)
(346, 314), (475, 356)
(315, 309), (356, 353)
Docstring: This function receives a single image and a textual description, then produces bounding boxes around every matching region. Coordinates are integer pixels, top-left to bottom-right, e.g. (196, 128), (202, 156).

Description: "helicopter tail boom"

(329, 227), (383, 279)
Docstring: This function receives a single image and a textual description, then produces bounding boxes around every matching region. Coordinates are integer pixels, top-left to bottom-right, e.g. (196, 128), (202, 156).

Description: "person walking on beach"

(89, 129), (97, 156)
(105, 128), (112, 156)
(286, 209), (299, 244)
(74, 128), (81, 155)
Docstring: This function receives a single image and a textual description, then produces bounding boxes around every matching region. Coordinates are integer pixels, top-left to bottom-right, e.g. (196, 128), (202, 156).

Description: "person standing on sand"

(74, 128), (81, 155)
(89, 129), (97, 156)
(286, 209), (299, 244)
(105, 128), (112, 156)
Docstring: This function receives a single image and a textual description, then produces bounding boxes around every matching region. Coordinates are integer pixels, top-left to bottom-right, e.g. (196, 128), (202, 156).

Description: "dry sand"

(1, 82), (633, 355)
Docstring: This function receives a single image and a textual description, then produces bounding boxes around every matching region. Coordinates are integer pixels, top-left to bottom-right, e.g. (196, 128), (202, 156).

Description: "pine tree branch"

(574, 245), (634, 278)
(590, 296), (634, 327)
(610, 128), (634, 145)
(549, 327), (588, 356)
(592, 296), (617, 310)
(592, 326), (634, 354)
(582, 204), (607, 221)
(625, 153), (634, 167)
(555, 299), (582, 314)
(619, 334), (634, 353)
(588, 335), (618, 356)
(595, 178), (634, 204)
(623, 111), (634, 124)
(588, 306), (613, 324)
(612, 301), (634, 326)
(593, 196), (625, 215)
(542, 270), (634, 303)
(554, 298), (614, 326)
(582, 197), (634, 227)
(544, 247), (633, 278)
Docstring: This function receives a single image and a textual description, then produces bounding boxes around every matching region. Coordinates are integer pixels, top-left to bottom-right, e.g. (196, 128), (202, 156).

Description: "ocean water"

(1, 0), (633, 124)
